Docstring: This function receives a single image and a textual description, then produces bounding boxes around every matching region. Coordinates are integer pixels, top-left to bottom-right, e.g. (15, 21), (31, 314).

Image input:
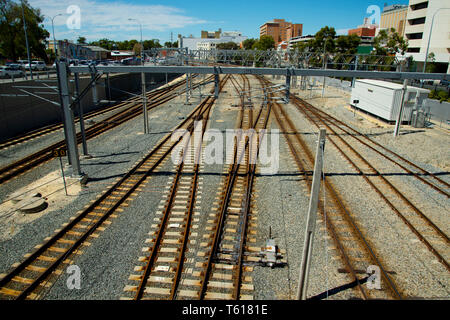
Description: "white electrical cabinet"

(350, 79), (430, 122)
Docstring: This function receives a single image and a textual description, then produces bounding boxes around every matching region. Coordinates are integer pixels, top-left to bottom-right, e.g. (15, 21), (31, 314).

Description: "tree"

(373, 28), (408, 55)
(0, 0), (50, 62)
(163, 41), (177, 48)
(77, 36), (87, 44)
(242, 38), (257, 50)
(252, 35), (275, 50)
(311, 26), (336, 53)
(143, 39), (162, 49)
(216, 42), (239, 50)
(132, 42), (143, 56)
(335, 34), (361, 54)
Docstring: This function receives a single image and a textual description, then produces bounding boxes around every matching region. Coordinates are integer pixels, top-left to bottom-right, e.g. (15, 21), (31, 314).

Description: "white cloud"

(29, 0), (207, 40)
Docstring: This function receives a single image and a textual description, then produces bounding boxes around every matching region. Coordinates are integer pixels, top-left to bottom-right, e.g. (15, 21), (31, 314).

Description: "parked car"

(0, 66), (25, 78)
(440, 79), (450, 88)
(24, 61), (47, 71)
(17, 60), (29, 69)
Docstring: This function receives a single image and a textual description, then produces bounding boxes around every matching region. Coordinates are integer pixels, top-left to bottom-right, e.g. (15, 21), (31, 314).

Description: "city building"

(260, 19), (303, 47)
(47, 40), (59, 53)
(379, 4), (408, 36)
(196, 42), (217, 50)
(82, 45), (110, 60)
(110, 50), (135, 61)
(178, 31), (247, 52)
(348, 18), (378, 37)
(403, 0), (450, 72)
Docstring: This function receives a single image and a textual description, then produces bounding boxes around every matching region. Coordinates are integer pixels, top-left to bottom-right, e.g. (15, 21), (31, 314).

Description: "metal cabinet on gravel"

(350, 79), (430, 122)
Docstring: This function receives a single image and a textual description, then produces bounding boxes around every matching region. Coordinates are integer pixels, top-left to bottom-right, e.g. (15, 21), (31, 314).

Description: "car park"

(0, 65), (25, 78)
(24, 61), (47, 71)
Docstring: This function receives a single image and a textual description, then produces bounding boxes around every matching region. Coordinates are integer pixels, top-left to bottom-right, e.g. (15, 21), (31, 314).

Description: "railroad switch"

(258, 238), (285, 268)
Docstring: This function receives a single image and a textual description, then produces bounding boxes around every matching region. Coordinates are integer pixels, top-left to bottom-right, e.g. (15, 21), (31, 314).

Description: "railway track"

(259, 76), (402, 300)
(0, 75), (190, 150)
(196, 75), (270, 300)
(0, 77), (223, 300)
(0, 75), (211, 185)
(122, 75), (270, 300)
(121, 74), (230, 300)
(289, 96), (450, 272)
(293, 96), (450, 198)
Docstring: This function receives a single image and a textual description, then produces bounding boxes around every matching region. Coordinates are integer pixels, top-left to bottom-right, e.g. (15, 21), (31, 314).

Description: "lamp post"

(422, 8), (450, 73)
(20, 0), (33, 80)
(128, 18), (149, 134)
(50, 14), (63, 59)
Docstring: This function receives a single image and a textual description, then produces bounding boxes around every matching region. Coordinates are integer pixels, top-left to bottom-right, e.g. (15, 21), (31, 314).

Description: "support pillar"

(393, 79), (409, 137)
(58, 61), (82, 178)
(297, 128), (326, 300)
(141, 72), (149, 134)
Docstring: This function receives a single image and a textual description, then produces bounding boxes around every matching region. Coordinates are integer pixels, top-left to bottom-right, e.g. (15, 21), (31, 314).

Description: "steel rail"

(198, 75), (268, 300)
(0, 88), (215, 300)
(292, 96), (450, 197)
(0, 75), (213, 185)
(292, 99), (450, 272)
(270, 99), (402, 299)
(133, 76), (228, 300)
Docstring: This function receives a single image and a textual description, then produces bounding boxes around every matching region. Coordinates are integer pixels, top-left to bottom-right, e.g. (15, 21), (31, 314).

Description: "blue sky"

(29, 0), (409, 43)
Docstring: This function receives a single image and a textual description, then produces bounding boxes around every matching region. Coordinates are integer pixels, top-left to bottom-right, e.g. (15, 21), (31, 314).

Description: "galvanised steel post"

(393, 79), (409, 137)
(297, 128), (326, 300)
(74, 73), (89, 156)
(20, 1), (33, 80)
(58, 61), (82, 177)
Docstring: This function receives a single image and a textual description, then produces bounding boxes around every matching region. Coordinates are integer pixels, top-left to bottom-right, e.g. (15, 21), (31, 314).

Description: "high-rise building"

(404, 0), (450, 72)
(260, 19), (303, 47)
(380, 4), (408, 36)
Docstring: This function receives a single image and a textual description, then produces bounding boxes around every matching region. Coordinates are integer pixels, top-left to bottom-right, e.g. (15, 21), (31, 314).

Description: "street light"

(44, 13), (63, 60)
(422, 8), (450, 73)
(20, 0), (33, 80)
(128, 18), (149, 134)
(50, 14), (63, 59)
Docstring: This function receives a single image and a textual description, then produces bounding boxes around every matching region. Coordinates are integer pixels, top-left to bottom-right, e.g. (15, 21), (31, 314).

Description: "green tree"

(216, 42), (239, 50)
(132, 43), (143, 56)
(311, 26), (336, 53)
(0, 0), (50, 62)
(252, 35), (275, 50)
(373, 28), (408, 55)
(242, 38), (257, 50)
(77, 36), (87, 44)
(163, 41), (177, 48)
(335, 34), (361, 54)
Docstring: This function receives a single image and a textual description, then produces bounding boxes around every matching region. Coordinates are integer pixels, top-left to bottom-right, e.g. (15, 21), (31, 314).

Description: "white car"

(24, 61), (47, 71)
(0, 66), (25, 78)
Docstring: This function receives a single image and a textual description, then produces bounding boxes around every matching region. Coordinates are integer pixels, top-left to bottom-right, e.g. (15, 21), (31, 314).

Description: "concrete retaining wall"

(425, 99), (450, 123)
(0, 72), (179, 141)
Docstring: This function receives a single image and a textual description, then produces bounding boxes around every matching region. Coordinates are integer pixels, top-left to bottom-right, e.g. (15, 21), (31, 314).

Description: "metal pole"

(58, 61), (82, 177)
(285, 74), (291, 103)
(393, 79), (409, 137)
(185, 73), (190, 104)
(74, 73), (89, 156)
(90, 71), (99, 106)
(106, 72), (112, 106)
(20, 1), (33, 80)
(297, 128), (326, 300)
